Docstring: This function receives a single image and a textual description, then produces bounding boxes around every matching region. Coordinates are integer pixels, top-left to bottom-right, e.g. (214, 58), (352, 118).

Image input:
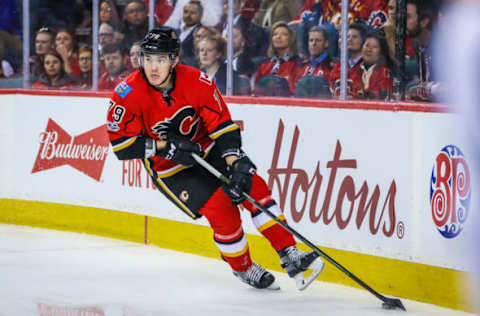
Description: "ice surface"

(0, 224), (476, 316)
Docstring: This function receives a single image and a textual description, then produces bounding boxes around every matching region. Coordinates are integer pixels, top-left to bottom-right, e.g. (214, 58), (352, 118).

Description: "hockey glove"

(222, 156), (257, 205)
(157, 133), (204, 166)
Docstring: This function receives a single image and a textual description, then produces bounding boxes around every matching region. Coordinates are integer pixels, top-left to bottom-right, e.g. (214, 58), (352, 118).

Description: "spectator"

(238, 0), (260, 20)
(129, 41), (141, 71)
(32, 50), (76, 90)
(179, 0), (204, 67)
(190, 25), (218, 68)
(293, 26), (332, 91)
(0, 30), (22, 74)
(55, 28), (81, 76)
(217, 0), (270, 63)
(75, 4), (93, 45)
(380, 0), (416, 63)
(405, 0), (438, 101)
(35, 27), (55, 56)
(98, 43), (129, 91)
(99, 23), (116, 55)
(164, 0), (223, 29)
(216, 0), (243, 31)
(254, 21), (299, 95)
(329, 23), (367, 97)
(117, 0), (150, 50)
(100, 0), (120, 29)
(196, 33), (250, 95)
(29, 27), (56, 77)
(34, 1), (85, 33)
(309, 0), (388, 29)
(292, 2), (339, 61)
(252, 0), (303, 29)
(229, 24), (255, 78)
(291, 0), (316, 23)
(75, 45), (93, 89)
(350, 33), (393, 100)
(193, 25), (218, 50)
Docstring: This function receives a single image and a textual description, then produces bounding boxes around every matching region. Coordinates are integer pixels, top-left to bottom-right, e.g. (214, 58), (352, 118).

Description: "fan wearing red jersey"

(350, 33), (393, 100)
(106, 27), (324, 290)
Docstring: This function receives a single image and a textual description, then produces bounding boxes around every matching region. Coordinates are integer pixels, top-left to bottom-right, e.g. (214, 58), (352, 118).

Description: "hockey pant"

(199, 173), (296, 272)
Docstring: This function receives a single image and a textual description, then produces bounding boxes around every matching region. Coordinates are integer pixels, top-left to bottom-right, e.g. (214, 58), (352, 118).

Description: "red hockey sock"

(199, 188), (253, 272)
(250, 205), (296, 251)
(243, 175), (296, 252)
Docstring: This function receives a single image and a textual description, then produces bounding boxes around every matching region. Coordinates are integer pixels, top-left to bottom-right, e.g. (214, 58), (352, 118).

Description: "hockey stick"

(191, 153), (406, 311)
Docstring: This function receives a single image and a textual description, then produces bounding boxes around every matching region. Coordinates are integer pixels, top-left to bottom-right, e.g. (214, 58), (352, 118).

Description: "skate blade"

(294, 258), (325, 291)
(265, 280), (281, 291)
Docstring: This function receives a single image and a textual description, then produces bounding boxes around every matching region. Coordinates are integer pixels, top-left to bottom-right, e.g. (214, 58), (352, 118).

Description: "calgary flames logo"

(152, 106), (200, 140)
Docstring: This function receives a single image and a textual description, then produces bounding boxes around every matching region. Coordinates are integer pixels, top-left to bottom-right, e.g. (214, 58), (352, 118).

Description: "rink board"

(0, 90), (477, 312)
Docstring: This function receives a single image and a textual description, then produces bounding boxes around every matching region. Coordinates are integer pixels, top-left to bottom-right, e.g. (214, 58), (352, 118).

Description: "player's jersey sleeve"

(193, 71), (242, 157)
(106, 82), (147, 160)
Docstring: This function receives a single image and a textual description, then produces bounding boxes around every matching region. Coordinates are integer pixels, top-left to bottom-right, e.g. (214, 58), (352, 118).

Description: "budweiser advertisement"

(32, 118), (109, 181)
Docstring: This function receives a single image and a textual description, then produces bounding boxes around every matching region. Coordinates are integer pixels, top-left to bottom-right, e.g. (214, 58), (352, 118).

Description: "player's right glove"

(222, 156), (257, 205)
(156, 133), (204, 166)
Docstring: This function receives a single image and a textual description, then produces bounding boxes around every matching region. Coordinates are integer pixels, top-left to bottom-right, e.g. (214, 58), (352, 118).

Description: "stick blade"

(382, 297), (406, 311)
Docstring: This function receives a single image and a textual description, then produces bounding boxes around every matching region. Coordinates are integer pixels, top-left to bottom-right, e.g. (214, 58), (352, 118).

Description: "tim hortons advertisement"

(266, 120), (399, 239)
(229, 104), (475, 272)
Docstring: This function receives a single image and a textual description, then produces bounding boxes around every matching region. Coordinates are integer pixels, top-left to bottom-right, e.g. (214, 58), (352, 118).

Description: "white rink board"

(0, 93), (476, 273)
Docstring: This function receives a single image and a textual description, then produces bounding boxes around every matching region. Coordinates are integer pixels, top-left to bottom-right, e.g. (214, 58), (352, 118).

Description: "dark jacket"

(180, 24), (202, 67)
(32, 73), (76, 90)
(212, 62), (251, 96)
(119, 19), (150, 50)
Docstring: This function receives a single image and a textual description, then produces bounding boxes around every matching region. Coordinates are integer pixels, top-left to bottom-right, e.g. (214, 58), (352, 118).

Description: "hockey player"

(106, 27), (324, 290)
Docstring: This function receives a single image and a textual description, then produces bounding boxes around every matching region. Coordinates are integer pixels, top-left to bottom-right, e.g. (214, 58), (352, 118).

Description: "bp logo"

(430, 145), (471, 238)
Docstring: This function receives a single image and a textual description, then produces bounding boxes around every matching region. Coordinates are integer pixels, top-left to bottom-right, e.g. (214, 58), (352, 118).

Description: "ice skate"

(233, 262), (280, 290)
(279, 246), (325, 291)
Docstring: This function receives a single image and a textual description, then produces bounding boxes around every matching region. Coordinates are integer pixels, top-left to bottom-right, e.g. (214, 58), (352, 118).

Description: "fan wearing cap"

(106, 27), (324, 290)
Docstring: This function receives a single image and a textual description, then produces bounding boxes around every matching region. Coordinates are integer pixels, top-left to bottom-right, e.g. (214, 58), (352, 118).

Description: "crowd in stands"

(0, 0), (444, 101)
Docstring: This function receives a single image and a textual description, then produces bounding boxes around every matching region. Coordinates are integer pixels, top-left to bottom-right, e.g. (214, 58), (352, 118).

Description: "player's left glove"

(222, 156), (256, 205)
(157, 133), (204, 166)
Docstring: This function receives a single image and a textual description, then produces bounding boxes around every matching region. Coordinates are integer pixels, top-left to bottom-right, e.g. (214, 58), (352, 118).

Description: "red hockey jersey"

(322, 0), (387, 28)
(329, 58), (363, 97)
(350, 62), (393, 100)
(254, 57), (299, 94)
(293, 55), (332, 90)
(107, 65), (240, 178)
